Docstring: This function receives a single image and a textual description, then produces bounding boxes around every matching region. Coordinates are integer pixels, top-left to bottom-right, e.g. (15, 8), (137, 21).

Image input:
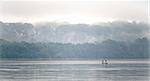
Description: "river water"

(0, 59), (149, 81)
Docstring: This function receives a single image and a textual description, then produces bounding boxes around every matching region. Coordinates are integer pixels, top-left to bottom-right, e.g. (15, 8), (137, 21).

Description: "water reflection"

(0, 59), (149, 81)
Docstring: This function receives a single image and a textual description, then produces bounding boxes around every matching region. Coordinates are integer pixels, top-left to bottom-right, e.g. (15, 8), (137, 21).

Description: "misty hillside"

(0, 37), (149, 59)
(0, 21), (149, 44)
(0, 21), (149, 59)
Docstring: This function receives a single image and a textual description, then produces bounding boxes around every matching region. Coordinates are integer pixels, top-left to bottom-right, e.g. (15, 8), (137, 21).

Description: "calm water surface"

(0, 59), (149, 81)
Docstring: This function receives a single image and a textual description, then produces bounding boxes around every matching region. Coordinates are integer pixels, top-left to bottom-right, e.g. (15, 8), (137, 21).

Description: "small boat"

(102, 60), (108, 64)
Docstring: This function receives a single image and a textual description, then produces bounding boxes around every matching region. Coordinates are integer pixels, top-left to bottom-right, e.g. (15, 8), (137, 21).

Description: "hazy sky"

(0, 0), (148, 24)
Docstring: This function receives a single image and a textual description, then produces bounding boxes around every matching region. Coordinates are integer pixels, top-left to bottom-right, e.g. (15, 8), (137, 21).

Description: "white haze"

(0, 21), (149, 44)
(0, 0), (148, 24)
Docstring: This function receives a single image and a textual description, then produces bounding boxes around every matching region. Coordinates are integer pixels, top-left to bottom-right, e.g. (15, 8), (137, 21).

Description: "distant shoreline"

(0, 59), (149, 65)
(0, 58), (149, 60)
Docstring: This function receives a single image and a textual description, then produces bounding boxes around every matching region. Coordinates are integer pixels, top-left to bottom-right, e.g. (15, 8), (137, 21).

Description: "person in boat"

(104, 60), (108, 64)
(102, 59), (108, 64)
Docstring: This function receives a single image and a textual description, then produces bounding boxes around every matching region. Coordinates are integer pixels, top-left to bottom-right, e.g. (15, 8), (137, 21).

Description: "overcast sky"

(0, 0), (148, 24)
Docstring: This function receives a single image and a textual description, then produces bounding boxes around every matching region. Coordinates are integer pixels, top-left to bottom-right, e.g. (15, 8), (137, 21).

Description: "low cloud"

(0, 21), (149, 44)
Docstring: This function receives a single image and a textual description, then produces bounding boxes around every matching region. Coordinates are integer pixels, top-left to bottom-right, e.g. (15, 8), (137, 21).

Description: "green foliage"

(0, 38), (149, 59)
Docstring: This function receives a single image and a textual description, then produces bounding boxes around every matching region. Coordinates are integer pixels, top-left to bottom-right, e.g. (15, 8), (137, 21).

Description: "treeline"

(0, 37), (149, 59)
